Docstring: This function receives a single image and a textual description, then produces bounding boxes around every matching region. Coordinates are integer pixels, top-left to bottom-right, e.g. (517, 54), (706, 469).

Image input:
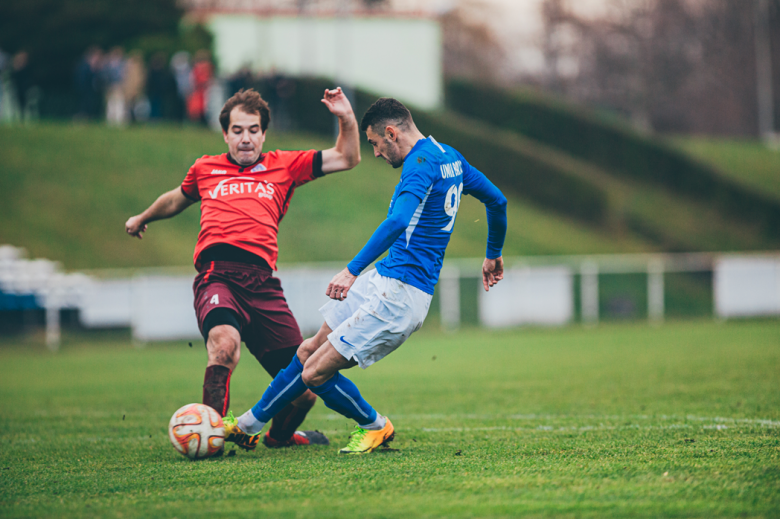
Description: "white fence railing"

(2, 245), (779, 348)
(442, 252), (780, 327)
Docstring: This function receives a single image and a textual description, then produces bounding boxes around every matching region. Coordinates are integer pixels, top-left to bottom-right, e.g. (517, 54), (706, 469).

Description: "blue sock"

(307, 373), (378, 426)
(250, 354), (308, 423)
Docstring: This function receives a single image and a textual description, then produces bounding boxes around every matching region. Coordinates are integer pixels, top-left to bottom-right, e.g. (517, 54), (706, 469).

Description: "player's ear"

(385, 126), (396, 141)
(222, 130), (229, 144)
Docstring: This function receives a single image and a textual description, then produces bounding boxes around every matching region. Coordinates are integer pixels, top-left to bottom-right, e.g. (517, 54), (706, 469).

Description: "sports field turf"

(1, 320), (778, 518)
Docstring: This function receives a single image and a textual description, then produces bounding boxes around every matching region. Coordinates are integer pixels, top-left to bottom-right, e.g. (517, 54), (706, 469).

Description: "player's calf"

(266, 392), (318, 444)
(236, 354), (309, 435)
(202, 323), (242, 417)
(206, 324), (241, 369)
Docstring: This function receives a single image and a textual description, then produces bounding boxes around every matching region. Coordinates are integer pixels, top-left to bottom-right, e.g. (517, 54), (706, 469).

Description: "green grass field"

(1, 321), (778, 518)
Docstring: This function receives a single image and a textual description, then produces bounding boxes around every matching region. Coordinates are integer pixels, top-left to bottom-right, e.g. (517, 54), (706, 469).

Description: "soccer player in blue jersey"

(223, 97), (508, 454)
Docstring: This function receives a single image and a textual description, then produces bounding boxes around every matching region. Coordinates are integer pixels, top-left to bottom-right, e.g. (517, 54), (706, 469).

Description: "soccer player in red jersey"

(125, 87), (360, 450)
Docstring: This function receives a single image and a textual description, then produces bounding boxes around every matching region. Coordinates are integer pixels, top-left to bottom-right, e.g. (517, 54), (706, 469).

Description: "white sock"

(237, 410), (266, 435)
(361, 414), (387, 431)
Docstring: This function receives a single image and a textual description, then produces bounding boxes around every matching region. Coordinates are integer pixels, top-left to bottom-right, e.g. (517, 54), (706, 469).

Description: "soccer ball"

(168, 403), (225, 460)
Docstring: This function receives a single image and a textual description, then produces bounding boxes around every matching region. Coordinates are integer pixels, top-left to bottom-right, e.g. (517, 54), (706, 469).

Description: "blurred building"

(182, 0), (444, 109)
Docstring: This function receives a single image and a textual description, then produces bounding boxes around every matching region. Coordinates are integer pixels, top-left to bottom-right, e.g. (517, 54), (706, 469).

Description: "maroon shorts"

(193, 261), (303, 361)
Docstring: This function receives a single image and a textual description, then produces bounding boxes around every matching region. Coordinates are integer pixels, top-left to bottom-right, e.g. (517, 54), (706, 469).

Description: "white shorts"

(320, 269), (432, 369)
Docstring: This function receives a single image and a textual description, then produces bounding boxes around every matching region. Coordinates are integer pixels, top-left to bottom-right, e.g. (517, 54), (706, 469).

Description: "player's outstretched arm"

(320, 87), (361, 174)
(326, 191), (421, 300)
(125, 187), (194, 239)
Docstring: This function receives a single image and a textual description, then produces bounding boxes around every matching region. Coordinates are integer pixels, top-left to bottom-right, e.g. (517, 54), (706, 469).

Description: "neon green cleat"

(338, 417), (395, 455)
(222, 411), (260, 451)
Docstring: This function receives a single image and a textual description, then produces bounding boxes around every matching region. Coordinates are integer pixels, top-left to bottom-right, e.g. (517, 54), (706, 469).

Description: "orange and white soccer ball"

(168, 403), (225, 460)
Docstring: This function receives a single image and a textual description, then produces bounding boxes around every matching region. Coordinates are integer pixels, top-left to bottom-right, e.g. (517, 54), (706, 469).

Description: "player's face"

(366, 126), (404, 169)
(223, 108), (266, 165)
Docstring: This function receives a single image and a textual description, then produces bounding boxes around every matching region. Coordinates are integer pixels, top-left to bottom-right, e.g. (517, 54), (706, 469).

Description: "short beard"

(384, 139), (404, 168)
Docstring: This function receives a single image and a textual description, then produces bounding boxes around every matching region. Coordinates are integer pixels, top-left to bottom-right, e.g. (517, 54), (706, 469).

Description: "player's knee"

(314, 321), (332, 343)
(301, 363), (324, 388)
(292, 389), (317, 409)
(207, 325), (241, 368)
(297, 323), (331, 364)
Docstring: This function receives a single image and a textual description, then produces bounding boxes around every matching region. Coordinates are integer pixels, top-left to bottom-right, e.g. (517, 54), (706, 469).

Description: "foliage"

(0, 0), (176, 89)
(284, 78), (610, 224)
(0, 321), (778, 517)
(671, 136), (780, 203)
(446, 80), (780, 240)
(0, 0), (211, 117)
(408, 108), (609, 224)
(278, 78), (778, 252)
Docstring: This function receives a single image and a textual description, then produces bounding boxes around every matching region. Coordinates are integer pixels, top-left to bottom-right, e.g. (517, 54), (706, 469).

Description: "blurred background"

(0, 0), (778, 347)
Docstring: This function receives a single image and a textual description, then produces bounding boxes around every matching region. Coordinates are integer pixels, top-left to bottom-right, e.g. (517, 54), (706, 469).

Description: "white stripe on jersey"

(428, 135), (446, 153)
(405, 185), (433, 247)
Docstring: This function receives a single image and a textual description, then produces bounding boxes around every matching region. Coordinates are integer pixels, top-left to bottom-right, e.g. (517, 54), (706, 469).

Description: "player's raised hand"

(482, 256), (504, 292)
(321, 87), (353, 119)
(327, 267), (358, 300)
(125, 215), (148, 239)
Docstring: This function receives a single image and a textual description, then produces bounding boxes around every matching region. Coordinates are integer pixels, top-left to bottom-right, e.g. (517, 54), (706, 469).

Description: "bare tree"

(541, 0), (778, 136)
(442, 0), (508, 85)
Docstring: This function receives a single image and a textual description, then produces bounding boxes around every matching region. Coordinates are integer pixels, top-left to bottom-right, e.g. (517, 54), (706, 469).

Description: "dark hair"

(360, 97), (412, 134)
(219, 89), (270, 132)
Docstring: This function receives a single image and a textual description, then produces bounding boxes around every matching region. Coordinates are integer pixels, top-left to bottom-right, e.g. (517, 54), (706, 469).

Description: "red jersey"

(180, 150), (322, 270)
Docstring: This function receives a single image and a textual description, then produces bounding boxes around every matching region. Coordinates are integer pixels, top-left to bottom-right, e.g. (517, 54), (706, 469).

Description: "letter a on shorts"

(210, 294), (219, 305)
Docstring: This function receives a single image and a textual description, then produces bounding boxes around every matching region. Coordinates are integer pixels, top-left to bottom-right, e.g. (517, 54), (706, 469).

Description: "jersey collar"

(226, 152), (266, 172)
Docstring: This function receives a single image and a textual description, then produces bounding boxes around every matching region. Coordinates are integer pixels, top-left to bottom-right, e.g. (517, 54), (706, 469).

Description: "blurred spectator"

(103, 47), (126, 125)
(170, 51), (191, 122)
(123, 50), (148, 122)
(146, 51), (178, 121)
(171, 51), (191, 98)
(11, 51), (34, 121)
(74, 47), (103, 120)
(187, 49), (213, 125)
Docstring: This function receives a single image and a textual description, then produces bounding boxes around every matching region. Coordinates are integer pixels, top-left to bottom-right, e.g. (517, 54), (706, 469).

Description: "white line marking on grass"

(387, 413), (780, 428)
(301, 412), (780, 433)
(418, 424), (725, 433)
(684, 415), (780, 427)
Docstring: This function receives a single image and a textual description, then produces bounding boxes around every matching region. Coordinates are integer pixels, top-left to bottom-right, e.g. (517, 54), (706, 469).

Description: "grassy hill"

(415, 111), (773, 253)
(671, 136), (780, 202)
(3, 112), (776, 271)
(0, 122), (649, 270)
(442, 81), (780, 251)
(280, 78), (780, 254)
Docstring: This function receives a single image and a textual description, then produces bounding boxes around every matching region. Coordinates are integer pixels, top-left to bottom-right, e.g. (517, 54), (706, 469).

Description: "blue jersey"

(375, 137), (501, 295)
